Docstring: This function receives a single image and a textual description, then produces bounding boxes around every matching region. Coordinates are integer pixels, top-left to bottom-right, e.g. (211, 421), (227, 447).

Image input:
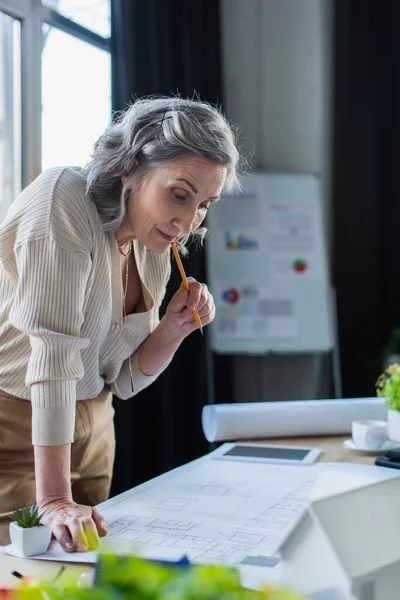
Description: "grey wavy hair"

(85, 97), (241, 253)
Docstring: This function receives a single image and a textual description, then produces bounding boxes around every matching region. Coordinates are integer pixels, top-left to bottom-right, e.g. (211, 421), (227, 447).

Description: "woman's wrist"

(137, 316), (185, 377)
(34, 444), (73, 505)
(38, 494), (74, 508)
(157, 314), (187, 347)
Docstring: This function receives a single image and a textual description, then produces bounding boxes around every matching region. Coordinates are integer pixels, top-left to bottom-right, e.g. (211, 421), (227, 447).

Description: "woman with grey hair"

(0, 97), (240, 553)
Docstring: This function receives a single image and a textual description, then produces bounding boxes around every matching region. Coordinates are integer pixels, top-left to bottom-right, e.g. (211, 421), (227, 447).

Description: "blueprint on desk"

(2, 450), (397, 597)
(98, 446), (322, 567)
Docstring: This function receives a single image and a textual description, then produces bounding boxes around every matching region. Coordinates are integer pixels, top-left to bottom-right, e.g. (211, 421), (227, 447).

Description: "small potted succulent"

(376, 362), (400, 443)
(9, 502), (51, 557)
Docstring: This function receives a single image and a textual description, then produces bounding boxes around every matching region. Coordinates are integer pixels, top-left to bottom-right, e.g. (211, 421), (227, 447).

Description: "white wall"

(220, 0), (333, 401)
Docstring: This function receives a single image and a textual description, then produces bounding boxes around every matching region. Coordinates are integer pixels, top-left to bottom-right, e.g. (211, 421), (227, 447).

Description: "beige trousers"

(0, 387), (115, 544)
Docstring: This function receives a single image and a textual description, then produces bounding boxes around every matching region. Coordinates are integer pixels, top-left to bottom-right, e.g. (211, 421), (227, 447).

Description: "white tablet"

(211, 442), (321, 465)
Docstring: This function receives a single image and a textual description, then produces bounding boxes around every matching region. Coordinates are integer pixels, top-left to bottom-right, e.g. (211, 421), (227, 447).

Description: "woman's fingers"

(81, 515), (100, 550)
(65, 516), (89, 552)
(165, 277), (216, 334)
(167, 285), (189, 314)
(183, 302), (216, 333)
(167, 279), (204, 319)
(199, 303), (216, 326)
(186, 278), (203, 311)
(51, 521), (75, 553)
(196, 284), (210, 312)
(197, 290), (214, 318)
(92, 507), (108, 537)
(44, 503), (105, 553)
(180, 281), (211, 320)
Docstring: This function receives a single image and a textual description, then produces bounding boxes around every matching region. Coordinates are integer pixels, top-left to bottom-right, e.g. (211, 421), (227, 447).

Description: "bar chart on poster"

(206, 173), (333, 354)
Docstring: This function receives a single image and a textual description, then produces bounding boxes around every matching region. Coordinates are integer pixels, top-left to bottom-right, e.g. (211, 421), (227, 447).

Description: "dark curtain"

(333, 1), (400, 398)
(110, 0), (232, 495)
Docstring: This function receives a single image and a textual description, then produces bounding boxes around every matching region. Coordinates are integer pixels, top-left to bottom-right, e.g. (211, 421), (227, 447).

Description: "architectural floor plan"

(100, 448), (321, 567)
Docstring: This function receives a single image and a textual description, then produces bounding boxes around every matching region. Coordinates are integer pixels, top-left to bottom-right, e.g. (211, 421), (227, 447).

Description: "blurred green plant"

(5, 553), (307, 600)
(376, 362), (400, 411)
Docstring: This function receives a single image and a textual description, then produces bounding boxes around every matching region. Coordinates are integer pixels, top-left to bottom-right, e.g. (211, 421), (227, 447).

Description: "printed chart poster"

(215, 283), (298, 340)
(213, 192), (263, 253)
(265, 203), (325, 281)
(207, 174), (332, 353)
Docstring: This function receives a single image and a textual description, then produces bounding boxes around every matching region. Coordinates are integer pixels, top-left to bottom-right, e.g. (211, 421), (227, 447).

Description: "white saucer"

(343, 439), (398, 456)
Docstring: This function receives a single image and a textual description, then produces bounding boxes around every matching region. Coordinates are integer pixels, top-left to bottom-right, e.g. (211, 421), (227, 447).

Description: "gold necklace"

(119, 242), (132, 257)
(120, 241), (135, 393)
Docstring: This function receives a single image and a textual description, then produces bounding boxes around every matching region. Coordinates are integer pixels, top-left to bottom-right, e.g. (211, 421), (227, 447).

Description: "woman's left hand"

(163, 277), (215, 340)
(137, 278), (215, 377)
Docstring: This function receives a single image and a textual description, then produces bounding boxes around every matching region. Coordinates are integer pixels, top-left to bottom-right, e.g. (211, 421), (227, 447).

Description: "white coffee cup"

(351, 419), (388, 450)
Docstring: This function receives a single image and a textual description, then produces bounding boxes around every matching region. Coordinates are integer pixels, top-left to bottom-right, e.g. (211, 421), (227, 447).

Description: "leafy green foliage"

(12, 502), (46, 529)
(9, 553), (307, 600)
(97, 554), (250, 600)
(376, 363), (400, 411)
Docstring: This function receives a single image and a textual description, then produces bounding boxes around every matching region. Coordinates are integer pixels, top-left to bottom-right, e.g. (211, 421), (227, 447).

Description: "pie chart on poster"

(222, 288), (240, 304)
(293, 258), (307, 273)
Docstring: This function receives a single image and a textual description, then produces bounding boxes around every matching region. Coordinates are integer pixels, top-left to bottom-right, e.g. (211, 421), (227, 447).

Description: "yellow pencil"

(171, 242), (203, 335)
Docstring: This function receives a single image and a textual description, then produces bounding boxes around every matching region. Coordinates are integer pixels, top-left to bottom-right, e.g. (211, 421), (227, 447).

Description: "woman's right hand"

(40, 498), (108, 552)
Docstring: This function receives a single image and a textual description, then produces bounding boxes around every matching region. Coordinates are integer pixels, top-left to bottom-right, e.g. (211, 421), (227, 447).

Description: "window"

(0, 12), (21, 222)
(42, 0), (110, 38)
(41, 25), (111, 169)
(0, 0), (111, 214)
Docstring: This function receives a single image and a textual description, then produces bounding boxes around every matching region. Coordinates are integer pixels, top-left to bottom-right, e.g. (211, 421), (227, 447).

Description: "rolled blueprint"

(202, 398), (388, 442)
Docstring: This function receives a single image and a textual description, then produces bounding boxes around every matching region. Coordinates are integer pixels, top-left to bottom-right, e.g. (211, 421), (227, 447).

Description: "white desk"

(0, 436), (375, 587)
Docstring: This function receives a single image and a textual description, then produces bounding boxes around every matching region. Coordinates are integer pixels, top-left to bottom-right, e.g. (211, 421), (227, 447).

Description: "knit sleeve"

(110, 251), (172, 399)
(9, 238), (91, 446)
(110, 346), (171, 400)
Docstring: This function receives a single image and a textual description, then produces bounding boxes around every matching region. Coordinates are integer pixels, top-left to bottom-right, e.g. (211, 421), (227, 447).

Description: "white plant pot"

(387, 409), (400, 443)
(9, 522), (51, 557)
